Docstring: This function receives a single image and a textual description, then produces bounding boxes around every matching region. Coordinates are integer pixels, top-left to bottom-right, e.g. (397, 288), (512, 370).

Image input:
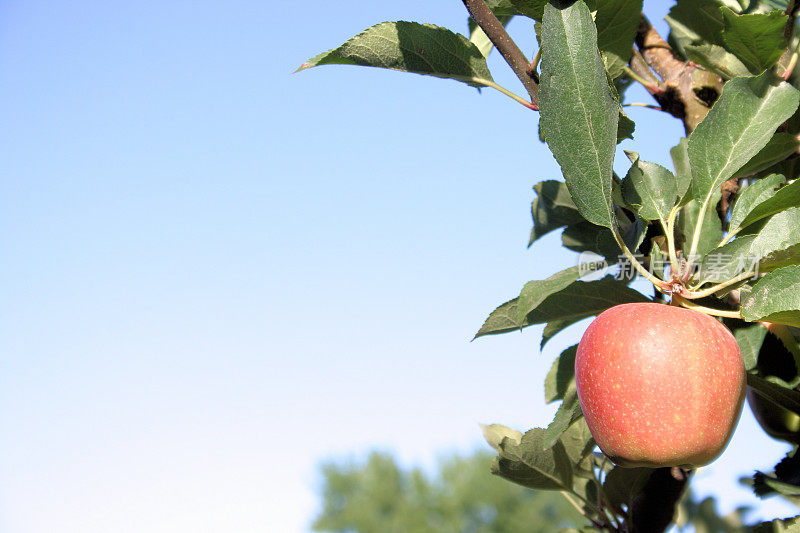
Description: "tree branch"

(634, 16), (721, 134)
(462, 0), (539, 107)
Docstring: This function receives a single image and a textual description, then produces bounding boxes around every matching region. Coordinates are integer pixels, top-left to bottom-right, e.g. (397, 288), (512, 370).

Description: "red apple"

(575, 303), (746, 468)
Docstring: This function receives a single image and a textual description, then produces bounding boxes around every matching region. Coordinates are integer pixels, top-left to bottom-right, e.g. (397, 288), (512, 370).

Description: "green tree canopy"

(312, 451), (582, 532)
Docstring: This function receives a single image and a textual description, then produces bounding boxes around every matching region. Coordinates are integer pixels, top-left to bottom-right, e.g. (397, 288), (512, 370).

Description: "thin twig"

(462, 0), (539, 106)
(623, 102), (663, 111)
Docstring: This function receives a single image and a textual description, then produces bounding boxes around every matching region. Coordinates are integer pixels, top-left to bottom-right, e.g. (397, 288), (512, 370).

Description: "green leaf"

(688, 72), (800, 231)
(621, 152), (678, 224)
(741, 266), (800, 326)
(666, 0), (737, 57)
(559, 418), (595, 469)
(297, 22), (494, 89)
(617, 111), (635, 143)
(733, 321), (768, 370)
(491, 428), (574, 491)
(678, 192), (723, 258)
(670, 138), (693, 204)
(746, 373), (800, 414)
(543, 386), (583, 448)
(529, 180), (585, 246)
(469, 15), (513, 58)
(561, 222), (620, 261)
(729, 174), (786, 233)
(696, 207), (800, 283)
(474, 277), (649, 338)
(509, 0), (548, 21)
(541, 317), (583, 349)
(516, 265), (589, 324)
(750, 515), (800, 533)
(482, 423), (523, 451)
(602, 466), (653, 507)
(721, 8), (788, 75)
(684, 42), (752, 79)
(734, 134), (800, 178)
(539, 0), (618, 229)
(695, 234), (757, 283)
(595, 0), (643, 79)
(545, 345), (578, 403)
(482, 0), (522, 17)
(738, 178), (800, 231)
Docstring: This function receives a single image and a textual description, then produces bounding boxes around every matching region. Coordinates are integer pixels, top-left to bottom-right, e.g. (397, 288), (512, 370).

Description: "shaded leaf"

(545, 345), (578, 404)
(750, 515), (800, 532)
(297, 22), (494, 89)
(539, 0), (617, 229)
(541, 317), (583, 349)
(562, 222), (621, 261)
(721, 8), (788, 74)
(747, 373), (800, 414)
(733, 321), (768, 370)
(666, 0), (736, 57)
(670, 137), (693, 204)
(595, 0), (643, 79)
(469, 14), (512, 58)
(529, 180), (585, 246)
(543, 386), (583, 448)
(559, 418), (595, 470)
(603, 466), (653, 508)
(617, 111), (635, 143)
(735, 135), (800, 179)
(510, 0), (548, 21)
(741, 266), (800, 327)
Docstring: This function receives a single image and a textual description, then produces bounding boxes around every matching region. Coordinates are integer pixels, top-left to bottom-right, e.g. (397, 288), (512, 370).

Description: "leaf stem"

(622, 65), (662, 94)
(530, 47), (542, 81)
(462, 0), (539, 105)
(684, 195), (712, 276)
(484, 80), (538, 110)
(665, 206), (680, 279)
(611, 223), (672, 294)
(685, 271), (755, 299)
(718, 228), (738, 247)
(560, 491), (585, 515)
(784, 30), (800, 80)
(671, 294), (743, 319)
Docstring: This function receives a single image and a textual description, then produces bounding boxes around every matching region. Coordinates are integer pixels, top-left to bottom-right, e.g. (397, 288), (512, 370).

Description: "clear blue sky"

(0, 1), (796, 531)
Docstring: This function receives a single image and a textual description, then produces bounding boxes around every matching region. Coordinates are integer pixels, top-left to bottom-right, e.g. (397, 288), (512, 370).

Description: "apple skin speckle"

(575, 303), (746, 468)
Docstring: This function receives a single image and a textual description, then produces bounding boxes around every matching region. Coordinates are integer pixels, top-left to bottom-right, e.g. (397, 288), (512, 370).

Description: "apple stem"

(672, 294), (743, 319)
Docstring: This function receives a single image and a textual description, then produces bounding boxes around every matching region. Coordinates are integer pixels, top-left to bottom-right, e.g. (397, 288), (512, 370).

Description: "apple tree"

(299, 0), (800, 530)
